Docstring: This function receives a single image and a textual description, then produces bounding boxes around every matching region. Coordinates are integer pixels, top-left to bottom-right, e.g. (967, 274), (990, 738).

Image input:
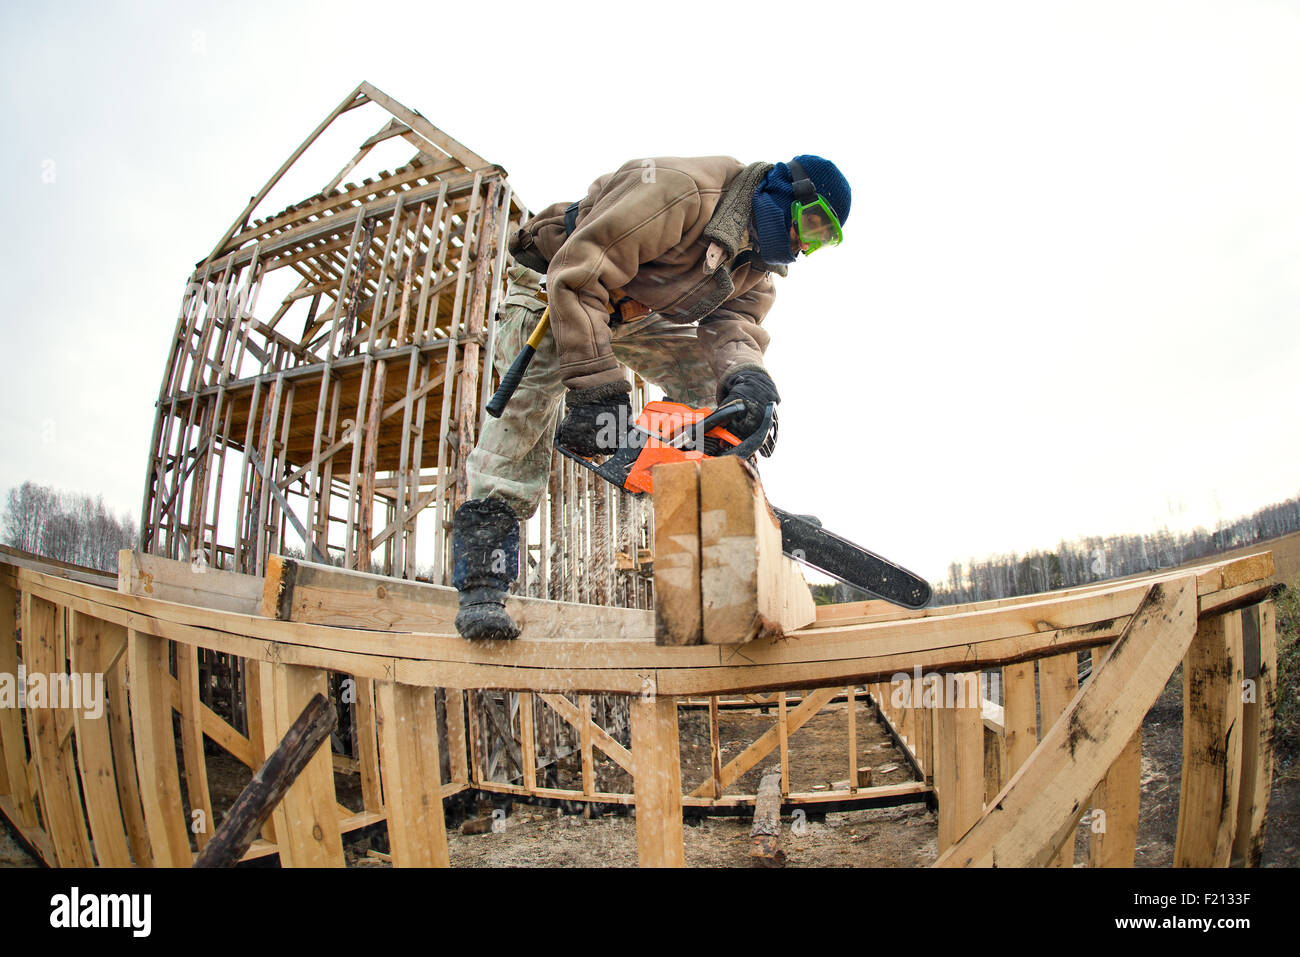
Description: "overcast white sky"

(2, 0), (1298, 584)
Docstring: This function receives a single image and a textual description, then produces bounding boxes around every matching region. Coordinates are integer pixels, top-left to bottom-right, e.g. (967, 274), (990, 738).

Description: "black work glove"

(557, 391), (632, 457)
(719, 368), (780, 447)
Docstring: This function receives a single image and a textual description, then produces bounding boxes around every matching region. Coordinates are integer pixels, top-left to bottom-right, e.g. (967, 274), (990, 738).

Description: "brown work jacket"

(509, 156), (787, 395)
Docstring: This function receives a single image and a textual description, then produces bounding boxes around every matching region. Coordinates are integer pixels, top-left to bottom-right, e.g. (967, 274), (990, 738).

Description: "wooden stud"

(1038, 652), (1081, 866)
(0, 577), (37, 828)
(375, 680), (450, 867)
(631, 695), (684, 868)
(1174, 610), (1245, 867)
(267, 663), (345, 867)
(128, 627), (194, 866)
(176, 643), (214, 849)
(20, 595), (95, 866)
(934, 672), (983, 854)
(68, 613), (133, 867)
(1232, 600), (1277, 867)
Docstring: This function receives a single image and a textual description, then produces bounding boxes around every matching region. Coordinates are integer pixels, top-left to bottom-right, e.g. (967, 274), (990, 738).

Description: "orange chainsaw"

(554, 398), (770, 494)
(554, 399), (932, 608)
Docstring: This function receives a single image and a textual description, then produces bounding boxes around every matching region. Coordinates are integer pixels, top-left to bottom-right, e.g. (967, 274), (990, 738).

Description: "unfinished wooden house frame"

(139, 81), (653, 607)
(135, 84), (651, 785)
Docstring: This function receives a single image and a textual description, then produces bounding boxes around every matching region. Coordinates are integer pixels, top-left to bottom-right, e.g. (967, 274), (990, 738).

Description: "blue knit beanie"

(752, 155), (852, 265)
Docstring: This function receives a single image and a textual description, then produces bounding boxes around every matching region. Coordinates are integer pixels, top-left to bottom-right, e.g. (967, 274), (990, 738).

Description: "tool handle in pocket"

(485, 306), (550, 418)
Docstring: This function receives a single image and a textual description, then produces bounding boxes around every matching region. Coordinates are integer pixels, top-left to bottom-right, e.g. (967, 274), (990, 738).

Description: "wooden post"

(750, 769), (785, 866)
(1088, 644), (1141, 867)
(1174, 610), (1245, 867)
(934, 672), (983, 854)
(1232, 600), (1277, 866)
(20, 596), (94, 866)
(0, 577), (38, 828)
(194, 693), (335, 868)
(268, 664), (345, 867)
(1038, 652), (1081, 866)
(128, 627), (194, 866)
(631, 694), (684, 868)
(1001, 661), (1037, 780)
(67, 613), (133, 867)
(375, 680), (450, 867)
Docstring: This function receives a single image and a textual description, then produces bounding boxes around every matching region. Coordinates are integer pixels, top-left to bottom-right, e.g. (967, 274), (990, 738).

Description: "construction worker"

(452, 155), (852, 639)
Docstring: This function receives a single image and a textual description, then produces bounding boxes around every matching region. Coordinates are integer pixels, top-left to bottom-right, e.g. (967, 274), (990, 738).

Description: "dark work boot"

(451, 498), (521, 640)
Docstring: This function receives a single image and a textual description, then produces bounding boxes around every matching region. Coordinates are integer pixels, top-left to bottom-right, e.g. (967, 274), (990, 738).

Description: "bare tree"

(2, 482), (137, 572)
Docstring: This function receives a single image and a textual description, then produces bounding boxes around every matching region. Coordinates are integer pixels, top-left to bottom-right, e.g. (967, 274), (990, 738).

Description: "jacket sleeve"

(546, 165), (704, 395)
(696, 272), (776, 394)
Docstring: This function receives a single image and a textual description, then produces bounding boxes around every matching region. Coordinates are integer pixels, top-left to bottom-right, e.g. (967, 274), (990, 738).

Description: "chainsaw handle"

(721, 402), (776, 459)
(694, 399), (746, 435)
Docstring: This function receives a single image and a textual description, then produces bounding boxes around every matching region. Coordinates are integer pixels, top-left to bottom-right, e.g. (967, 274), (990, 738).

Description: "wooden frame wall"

(0, 546), (1278, 868)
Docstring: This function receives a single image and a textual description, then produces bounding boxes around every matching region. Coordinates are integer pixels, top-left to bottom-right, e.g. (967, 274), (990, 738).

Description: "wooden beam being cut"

(652, 457), (816, 646)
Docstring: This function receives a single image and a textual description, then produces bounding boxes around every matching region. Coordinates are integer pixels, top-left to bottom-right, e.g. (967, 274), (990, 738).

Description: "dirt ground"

(3, 682), (1296, 869)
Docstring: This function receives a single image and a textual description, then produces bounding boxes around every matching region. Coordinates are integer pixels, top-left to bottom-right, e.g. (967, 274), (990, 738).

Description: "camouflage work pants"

(467, 266), (723, 519)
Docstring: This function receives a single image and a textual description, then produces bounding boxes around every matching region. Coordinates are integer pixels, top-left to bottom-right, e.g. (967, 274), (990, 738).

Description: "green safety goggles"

(788, 159), (843, 254)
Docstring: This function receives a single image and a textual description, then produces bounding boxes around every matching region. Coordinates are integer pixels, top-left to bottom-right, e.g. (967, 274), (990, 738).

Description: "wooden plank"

(983, 725), (1004, 807)
(67, 613), (133, 867)
(1001, 662), (1037, 781)
(176, 644), (214, 849)
(128, 627), (194, 866)
(1038, 652), (1081, 866)
(444, 689), (470, 786)
(205, 83), (366, 262)
(269, 664), (345, 867)
(1174, 610), (1244, 867)
(631, 695), (684, 867)
(777, 691), (790, 794)
(105, 642), (151, 864)
(847, 684), (858, 793)
(1085, 641), (1141, 867)
(1233, 600), (1277, 866)
(357, 82), (491, 171)
(1088, 726), (1141, 868)
(698, 456), (816, 645)
(580, 694), (595, 796)
(120, 548), (263, 615)
(375, 680), (450, 866)
(936, 579), (1198, 868)
(750, 769), (785, 866)
(934, 672), (983, 854)
(708, 696), (723, 798)
(354, 677), (384, 813)
(519, 693), (537, 791)
(21, 595), (95, 866)
(653, 459), (703, 645)
(0, 577), (38, 828)
(200, 702), (254, 768)
(262, 555), (654, 640)
(9, 550), (1273, 699)
(244, 660), (279, 845)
